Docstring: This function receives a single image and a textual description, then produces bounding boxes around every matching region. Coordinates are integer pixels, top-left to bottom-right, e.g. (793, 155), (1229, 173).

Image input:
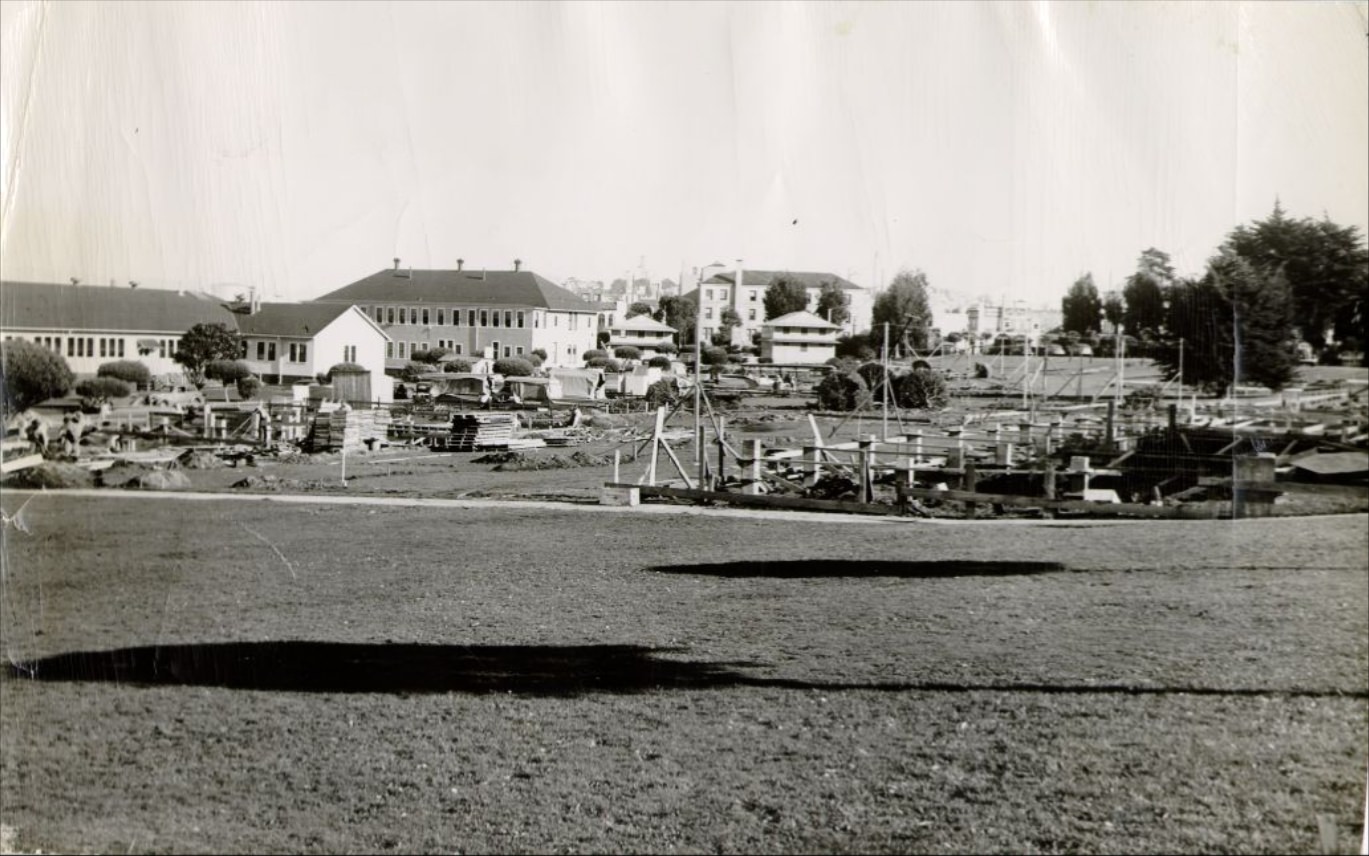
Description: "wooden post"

(746, 439), (763, 494)
(963, 461), (978, 518)
(1044, 460), (1057, 500)
(613, 449), (620, 483)
(905, 456), (917, 487)
(1168, 403), (1178, 433)
(717, 415), (727, 486)
(1105, 400), (1117, 448)
(859, 435), (875, 503)
(804, 445), (822, 488)
(912, 429), (923, 465)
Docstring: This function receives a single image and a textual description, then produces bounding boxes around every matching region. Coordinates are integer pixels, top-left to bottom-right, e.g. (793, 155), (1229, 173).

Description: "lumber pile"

(307, 408), (391, 452)
(446, 413), (518, 452)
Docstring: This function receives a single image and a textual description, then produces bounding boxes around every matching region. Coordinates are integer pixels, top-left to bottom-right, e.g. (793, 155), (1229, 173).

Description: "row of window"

(4, 335), (176, 359)
(387, 341), (527, 360)
(703, 288), (762, 303)
(701, 307), (760, 321)
(245, 341), (309, 363)
(370, 306), (588, 332)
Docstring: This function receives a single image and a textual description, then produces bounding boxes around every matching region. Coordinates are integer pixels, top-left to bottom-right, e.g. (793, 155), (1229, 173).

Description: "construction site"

(3, 354), (1366, 519)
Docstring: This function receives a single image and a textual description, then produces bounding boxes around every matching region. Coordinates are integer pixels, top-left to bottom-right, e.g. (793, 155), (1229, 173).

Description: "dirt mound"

(178, 449), (227, 469)
(488, 451), (613, 472)
(129, 470), (193, 491)
(6, 462), (95, 489)
(96, 461), (156, 488)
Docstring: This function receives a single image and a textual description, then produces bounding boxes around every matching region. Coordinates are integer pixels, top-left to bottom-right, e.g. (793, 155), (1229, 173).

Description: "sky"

(1, 0), (1366, 307)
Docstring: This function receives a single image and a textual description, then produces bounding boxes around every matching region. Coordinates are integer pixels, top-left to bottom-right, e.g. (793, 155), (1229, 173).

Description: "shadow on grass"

(5, 642), (1361, 699)
(645, 560), (1067, 578)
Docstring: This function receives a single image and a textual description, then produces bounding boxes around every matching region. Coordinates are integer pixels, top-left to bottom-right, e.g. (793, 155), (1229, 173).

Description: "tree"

(237, 376), (262, 399)
(174, 323), (241, 387)
(815, 281), (850, 326)
(763, 275), (810, 320)
(613, 346), (642, 361)
(814, 371), (872, 412)
(586, 356), (622, 372)
(626, 302), (654, 319)
(1123, 248), (1174, 336)
(711, 307), (743, 346)
(2, 341), (75, 412)
(75, 377), (131, 405)
(893, 369), (949, 409)
(653, 341), (678, 355)
(701, 346), (730, 367)
(410, 347), (450, 365)
(1102, 293), (1125, 330)
(581, 349), (607, 362)
(1156, 252), (1297, 395)
(1061, 273), (1102, 335)
(655, 294), (697, 347)
(647, 355), (673, 369)
(835, 332), (877, 361)
(1223, 202), (1369, 347)
(97, 360), (152, 389)
(530, 348), (548, 363)
(872, 269), (934, 355)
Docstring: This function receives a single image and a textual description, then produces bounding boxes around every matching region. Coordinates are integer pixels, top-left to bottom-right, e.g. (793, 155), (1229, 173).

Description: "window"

(453, 343), (462, 355)
(241, 341), (249, 358)
(534, 312), (540, 329)
(749, 290), (758, 302)
(748, 308), (756, 320)
(386, 308), (395, 325)
(553, 314), (559, 328)
(437, 309), (445, 326)
(386, 342), (394, 358)
(117, 339), (124, 357)
(99, 339), (107, 358)
(88, 338), (95, 357)
(515, 346), (524, 356)
(397, 342), (406, 359)
(67, 339), (75, 357)
(399, 307), (407, 325)
(503, 310), (512, 328)
(516, 310), (525, 328)
(345, 345), (357, 363)
(504, 346), (511, 358)
(492, 311), (501, 328)
(422, 308), (430, 325)
(468, 309), (476, 327)
(704, 308), (713, 319)
(257, 341), (266, 361)
(480, 310), (489, 327)
(267, 342), (277, 361)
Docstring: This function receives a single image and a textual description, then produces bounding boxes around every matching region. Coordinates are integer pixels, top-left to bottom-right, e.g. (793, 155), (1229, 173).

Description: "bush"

(237, 376), (262, 399)
(327, 362), (366, 378)
(493, 357), (535, 378)
(613, 346), (642, 361)
(75, 377), (132, 403)
(653, 342), (677, 355)
(856, 362), (892, 392)
(531, 348), (548, 362)
(410, 347), (449, 365)
(702, 346), (730, 366)
(645, 378), (680, 408)
(582, 349), (607, 362)
(205, 360), (252, 384)
(825, 356), (862, 374)
(400, 362), (432, 382)
(97, 360), (152, 388)
(726, 353), (747, 364)
(447, 358), (473, 373)
(814, 371), (871, 412)
(647, 355), (673, 369)
(2, 341), (74, 412)
(892, 368), (948, 409)
(586, 356), (622, 372)
(528, 353), (545, 368)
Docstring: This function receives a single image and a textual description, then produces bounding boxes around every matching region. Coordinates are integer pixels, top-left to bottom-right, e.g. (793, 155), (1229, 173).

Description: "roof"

(763, 310), (841, 330)
(314, 268), (592, 311)
(613, 314), (676, 332)
(235, 303), (363, 338)
(702, 270), (861, 291)
(0, 281), (238, 333)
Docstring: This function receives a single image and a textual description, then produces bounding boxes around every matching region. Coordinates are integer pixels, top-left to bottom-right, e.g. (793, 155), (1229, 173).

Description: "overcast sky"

(1, 1), (1366, 306)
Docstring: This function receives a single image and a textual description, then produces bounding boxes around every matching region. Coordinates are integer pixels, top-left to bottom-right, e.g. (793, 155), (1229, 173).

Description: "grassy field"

(1, 492), (1365, 854)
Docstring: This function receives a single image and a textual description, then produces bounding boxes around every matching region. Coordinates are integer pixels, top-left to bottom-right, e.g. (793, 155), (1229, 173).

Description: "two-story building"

(0, 280), (239, 379)
(313, 260), (599, 369)
(605, 314), (677, 359)
(759, 311), (841, 364)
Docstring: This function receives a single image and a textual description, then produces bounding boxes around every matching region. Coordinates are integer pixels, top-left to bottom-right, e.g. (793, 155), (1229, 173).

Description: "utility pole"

(882, 322), (889, 439)
(694, 270), (704, 487)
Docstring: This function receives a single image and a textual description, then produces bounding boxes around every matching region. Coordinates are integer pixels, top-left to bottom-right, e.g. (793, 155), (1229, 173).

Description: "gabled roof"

(235, 303), (363, 338)
(703, 270), (861, 290)
(764, 310), (840, 330)
(0, 281), (238, 333)
(314, 268), (592, 311)
(613, 314), (676, 333)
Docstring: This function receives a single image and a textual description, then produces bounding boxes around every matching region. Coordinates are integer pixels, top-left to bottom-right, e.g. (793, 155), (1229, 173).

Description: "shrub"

(702, 346), (730, 366)
(647, 355), (672, 369)
(2, 341), (74, 411)
(205, 360), (252, 384)
(528, 353), (544, 368)
(447, 358), (473, 373)
(400, 362), (432, 382)
(726, 353), (747, 364)
(825, 356), (862, 375)
(582, 349), (607, 362)
(97, 360), (152, 388)
(410, 347), (450, 365)
(493, 357), (535, 378)
(653, 342), (678, 355)
(644, 378), (680, 408)
(531, 348), (548, 362)
(892, 368), (948, 409)
(856, 362), (892, 392)
(586, 356), (622, 372)
(327, 362), (366, 377)
(237, 376), (262, 399)
(814, 371), (871, 411)
(75, 376), (132, 403)
(613, 346), (642, 361)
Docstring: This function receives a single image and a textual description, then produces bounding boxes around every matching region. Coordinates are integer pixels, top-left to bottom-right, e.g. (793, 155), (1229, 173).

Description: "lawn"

(1, 493), (1365, 854)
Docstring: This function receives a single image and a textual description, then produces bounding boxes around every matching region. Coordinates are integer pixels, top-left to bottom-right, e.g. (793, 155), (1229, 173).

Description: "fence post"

(804, 445), (822, 488)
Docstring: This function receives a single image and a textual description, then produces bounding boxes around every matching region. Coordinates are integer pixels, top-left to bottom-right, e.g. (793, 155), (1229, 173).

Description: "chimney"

(734, 258), (744, 311)
(393, 257), (402, 276)
(514, 258), (522, 272)
(457, 258), (465, 271)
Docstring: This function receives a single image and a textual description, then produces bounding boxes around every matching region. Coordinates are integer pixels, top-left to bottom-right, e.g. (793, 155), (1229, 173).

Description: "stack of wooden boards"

(442, 413), (519, 451)
(307, 407), (392, 451)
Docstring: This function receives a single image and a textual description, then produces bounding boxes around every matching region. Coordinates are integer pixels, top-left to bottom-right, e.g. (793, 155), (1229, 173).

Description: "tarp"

(501, 376), (561, 404)
(425, 373), (502, 401)
(548, 368), (606, 400)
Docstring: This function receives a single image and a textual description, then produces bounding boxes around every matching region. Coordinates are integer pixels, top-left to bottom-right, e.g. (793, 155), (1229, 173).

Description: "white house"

(235, 303), (390, 395)
(606, 314), (677, 358)
(759, 311), (841, 365)
(313, 259), (600, 369)
(0, 280), (239, 379)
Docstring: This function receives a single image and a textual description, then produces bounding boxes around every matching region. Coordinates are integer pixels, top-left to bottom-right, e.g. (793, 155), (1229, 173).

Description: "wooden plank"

(606, 483), (905, 516)
(897, 485), (1211, 519)
(0, 453), (44, 474)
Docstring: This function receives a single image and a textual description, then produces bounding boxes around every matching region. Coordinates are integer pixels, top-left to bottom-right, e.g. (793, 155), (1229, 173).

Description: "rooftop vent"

(514, 258), (522, 272)
(70, 277), (81, 285)
(457, 258), (465, 271)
